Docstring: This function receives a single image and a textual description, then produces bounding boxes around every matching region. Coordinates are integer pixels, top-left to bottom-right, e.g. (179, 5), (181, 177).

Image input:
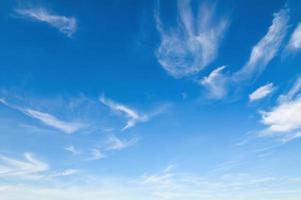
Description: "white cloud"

(155, 0), (229, 78)
(200, 65), (228, 99)
(259, 77), (301, 141)
(22, 109), (84, 134)
(249, 83), (275, 102)
(261, 96), (301, 133)
(64, 146), (81, 156)
(0, 153), (48, 179)
(0, 99), (84, 134)
(99, 95), (149, 131)
(286, 22), (301, 52)
(105, 135), (138, 151)
(233, 8), (289, 81)
(15, 7), (77, 37)
(278, 76), (301, 103)
(50, 169), (78, 177)
(86, 149), (105, 161)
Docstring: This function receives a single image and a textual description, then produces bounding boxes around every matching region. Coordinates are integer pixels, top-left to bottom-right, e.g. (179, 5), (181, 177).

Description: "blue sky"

(1, 0), (301, 199)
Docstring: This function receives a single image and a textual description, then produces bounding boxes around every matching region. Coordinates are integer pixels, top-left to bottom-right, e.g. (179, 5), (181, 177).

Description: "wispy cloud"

(64, 146), (81, 156)
(22, 109), (84, 134)
(200, 8), (289, 99)
(0, 153), (48, 179)
(199, 65), (228, 99)
(0, 99), (84, 134)
(233, 8), (289, 81)
(50, 169), (78, 178)
(105, 135), (138, 151)
(155, 0), (229, 77)
(15, 7), (77, 37)
(86, 149), (105, 161)
(285, 22), (301, 52)
(100, 95), (168, 131)
(259, 77), (301, 142)
(249, 83), (275, 102)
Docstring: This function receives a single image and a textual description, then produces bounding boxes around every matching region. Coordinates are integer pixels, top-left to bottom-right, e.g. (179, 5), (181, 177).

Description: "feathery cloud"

(105, 135), (138, 151)
(86, 149), (105, 161)
(50, 169), (78, 177)
(100, 95), (149, 131)
(200, 65), (228, 99)
(15, 7), (77, 37)
(0, 99), (84, 134)
(286, 22), (301, 52)
(64, 146), (81, 156)
(234, 8), (289, 81)
(22, 109), (84, 134)
(155, 0), (229, 77)
(249, 83), (275, 102)
(0, 153), (48, 179)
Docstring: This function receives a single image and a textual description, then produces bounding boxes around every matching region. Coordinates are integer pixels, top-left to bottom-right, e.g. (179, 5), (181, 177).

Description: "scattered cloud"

(286, 22), (301, 52)
(200, 65), (228, 99)
(15, 7), (77, 37)
(249, 83), (275, 102)
(155, 0), (229, 77)
(259, 77), (301, 141)
(200, 8), (289, 99)
(105, 135), (138, 151)
(0, 153), (48, 179)
(233, 8), (289, 81)
(0, 99), (85, 134)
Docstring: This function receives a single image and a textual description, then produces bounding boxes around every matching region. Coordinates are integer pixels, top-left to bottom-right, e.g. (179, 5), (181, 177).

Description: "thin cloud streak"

(100, 95), (168, 131)
(200, 8), (289, 99)
(155, 0), (229, 77)
(286, 22), (301, 52)
(15, 7), (77, 37)
(233, 8), (289, 81)
(249, 83), (275, 102)
(0, 153), (48, 179)
(105, 135), (138, 151)
(0, 99), (84, 134)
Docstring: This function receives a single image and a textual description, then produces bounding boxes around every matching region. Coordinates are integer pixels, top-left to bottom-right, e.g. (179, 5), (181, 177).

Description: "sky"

(0, 0), (301, 199)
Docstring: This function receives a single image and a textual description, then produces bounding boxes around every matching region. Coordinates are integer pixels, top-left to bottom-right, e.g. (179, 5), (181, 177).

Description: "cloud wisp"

(199, 65), (228, 99)
(233, 8), (289, 81)
(65, 146), (81, 156)
(249, 83), (275, 102)
(0, 153), (48, 179)
(15, 7), (77, 37)
(86, 149), (106, 161)
(0, 99), (84, 134)
(100, 95), (168, 131)
(259, 77), (301, 142)
(105, 135), (138, 151)
(155, 0), (229, 78)
(285, 22), (301, 53)
(200, 8), (289, 99)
